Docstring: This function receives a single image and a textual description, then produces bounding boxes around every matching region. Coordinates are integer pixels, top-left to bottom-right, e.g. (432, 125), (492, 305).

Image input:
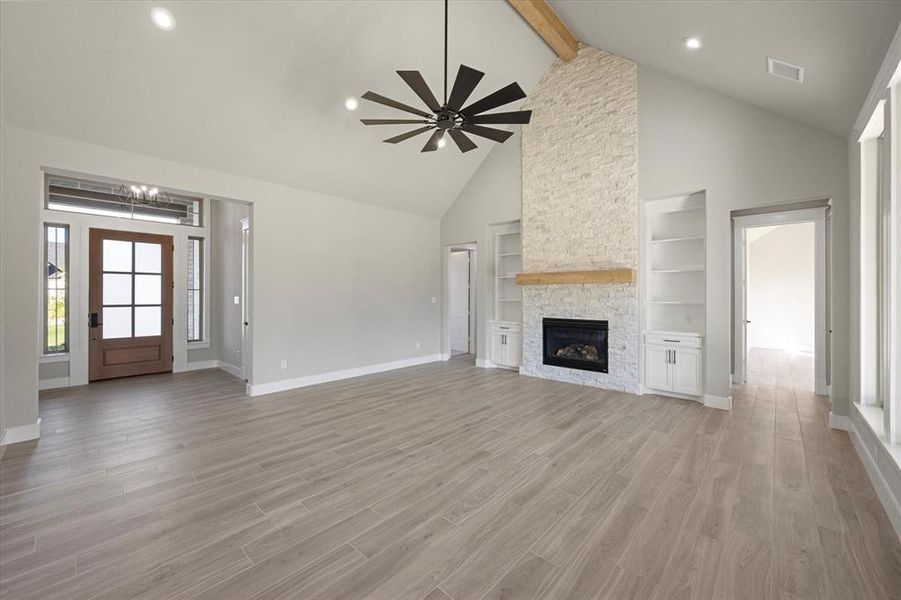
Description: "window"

(44, 224), (69, 354)
(187, 237), (203, 342)
(46, 175), (202, 226)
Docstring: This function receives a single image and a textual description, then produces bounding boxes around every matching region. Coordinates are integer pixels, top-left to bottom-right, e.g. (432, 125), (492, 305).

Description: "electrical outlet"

(416, 341), (421, 349)
(280, 359), (287, 369)
(430, 297), (437, 304)
(685, 314), (694, 324)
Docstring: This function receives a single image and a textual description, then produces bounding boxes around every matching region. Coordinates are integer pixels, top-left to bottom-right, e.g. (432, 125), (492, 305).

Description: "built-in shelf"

(492, 221), (523, 326)
(650, 235), (704, 244)
(651, 266), (704, 273)
(644, 191), (707, 339)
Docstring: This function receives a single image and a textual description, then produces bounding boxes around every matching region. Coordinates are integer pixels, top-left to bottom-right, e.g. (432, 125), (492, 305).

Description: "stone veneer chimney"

(520, 44), (639, 392)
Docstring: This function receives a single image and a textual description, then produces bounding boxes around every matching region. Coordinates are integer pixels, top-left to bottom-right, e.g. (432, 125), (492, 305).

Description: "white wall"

(637, 66), (849, 411)
(0, 124), (441, 434)
(747, 222), (816, 353)
(440, 140), (522, 361)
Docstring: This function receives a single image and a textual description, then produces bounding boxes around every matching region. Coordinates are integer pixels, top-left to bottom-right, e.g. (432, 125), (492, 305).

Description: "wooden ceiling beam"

(507, 0), (578, 62)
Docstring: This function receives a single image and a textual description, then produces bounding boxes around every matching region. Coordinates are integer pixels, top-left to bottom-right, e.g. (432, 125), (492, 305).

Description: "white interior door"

(449, 251), (470, 354)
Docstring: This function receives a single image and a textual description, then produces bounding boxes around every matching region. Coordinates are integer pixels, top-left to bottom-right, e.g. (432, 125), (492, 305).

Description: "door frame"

(732, 206), (830, 395)
(443, 242), (477, 358)
(88, 228), (174, 380)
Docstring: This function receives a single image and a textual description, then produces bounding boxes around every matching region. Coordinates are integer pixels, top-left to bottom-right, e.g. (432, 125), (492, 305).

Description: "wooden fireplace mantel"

(515, 268), (636, 285)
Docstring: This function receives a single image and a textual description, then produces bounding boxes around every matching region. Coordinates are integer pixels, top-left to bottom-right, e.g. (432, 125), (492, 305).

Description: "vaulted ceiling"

(0, 1), (554, 217)
(550, 0), (901, 137)
(2, 2), (899, 219)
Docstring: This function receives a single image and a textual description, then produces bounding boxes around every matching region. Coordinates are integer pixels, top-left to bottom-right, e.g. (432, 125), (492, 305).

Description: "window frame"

(187, 236), (204, 343)
(43, 222), (70, 355)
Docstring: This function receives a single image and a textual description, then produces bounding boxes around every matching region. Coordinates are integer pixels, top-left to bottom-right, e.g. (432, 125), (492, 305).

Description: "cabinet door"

(672, 347), (702, 396)
(645, 345), (671, 391)
(489, 331), (504, 366)
(505, 331), (522, 367)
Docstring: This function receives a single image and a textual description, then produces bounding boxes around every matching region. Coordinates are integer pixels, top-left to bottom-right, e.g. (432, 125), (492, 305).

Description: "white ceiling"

(550, 0), (901, 137)
(0, 1), (554, 217)
(2, 2), (899, 219)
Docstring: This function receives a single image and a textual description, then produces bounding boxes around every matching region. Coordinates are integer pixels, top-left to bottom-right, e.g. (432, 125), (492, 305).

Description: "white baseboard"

(39, 377), (70, 391)
(848, 405), (901, 540)
(0, 418), (42, 446)
(441, 353), (451, 361)
(185, 360), (219, 371)
(816, 378), (831, 396)
(703, 394), (732, 411)
(218, 361), (244, 380)
(247, 354), (444, 397)
(476, 358), (494, 369)
(828, 412), (850, 431)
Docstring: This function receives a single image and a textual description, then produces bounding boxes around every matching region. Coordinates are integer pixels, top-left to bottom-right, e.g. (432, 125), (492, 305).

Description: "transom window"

(46, 175), (202, 226)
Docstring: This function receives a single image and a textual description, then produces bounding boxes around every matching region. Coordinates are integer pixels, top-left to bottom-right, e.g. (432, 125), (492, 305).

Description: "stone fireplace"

(519, 44), (639, 393)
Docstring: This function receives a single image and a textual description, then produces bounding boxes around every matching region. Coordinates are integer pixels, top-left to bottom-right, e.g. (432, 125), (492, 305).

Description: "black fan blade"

(361, 119), (431, 125)
(397, 71), (441, 112)
(446, 65), (485, 112)
(361, 91), (432, 118)
(461, 124), (514, 143)
(421, 129), (445, 153)
(448, 129), (477, 153)
(468, 111), (532, 125)
(460, 82), (526, 116)
(383, 126), (433, 144)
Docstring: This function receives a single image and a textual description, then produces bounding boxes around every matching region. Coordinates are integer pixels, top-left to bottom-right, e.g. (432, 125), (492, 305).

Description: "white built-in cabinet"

(488, 221), (522, 369)
(644, 333), (703, 396)
(642, 192), (707, 400)
(490, 323), (522, 369)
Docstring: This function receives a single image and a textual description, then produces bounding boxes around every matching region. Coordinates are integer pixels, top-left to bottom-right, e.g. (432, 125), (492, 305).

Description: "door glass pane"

(103, 240), (132, 271)
(103, 307), (132, 339)
(102, 273), (132, 305)
(135, 306), (161, 337)
(135, 274), (161, 305)
(135, 242), (162, 273)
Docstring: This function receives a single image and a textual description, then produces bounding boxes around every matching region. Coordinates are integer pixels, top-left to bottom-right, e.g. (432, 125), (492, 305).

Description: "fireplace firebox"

(542, 318), (608, 373)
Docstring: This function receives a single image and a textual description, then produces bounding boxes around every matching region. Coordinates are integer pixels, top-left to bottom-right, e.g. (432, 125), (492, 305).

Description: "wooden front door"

(89, 229), (173, 380)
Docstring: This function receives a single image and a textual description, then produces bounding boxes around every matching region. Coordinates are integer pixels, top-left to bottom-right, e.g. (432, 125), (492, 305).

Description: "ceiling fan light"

(437, 137), (447, 149)
(344, 97), (359, 111)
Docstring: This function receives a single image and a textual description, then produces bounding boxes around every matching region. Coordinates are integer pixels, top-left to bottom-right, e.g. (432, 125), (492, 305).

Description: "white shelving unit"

(645, 194), (707, 334)
(488, 221), (522, 369)
(642, 192), (707, 399)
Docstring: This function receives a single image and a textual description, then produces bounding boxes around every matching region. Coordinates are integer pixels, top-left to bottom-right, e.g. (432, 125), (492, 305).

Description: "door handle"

(90, 312), (99, 328)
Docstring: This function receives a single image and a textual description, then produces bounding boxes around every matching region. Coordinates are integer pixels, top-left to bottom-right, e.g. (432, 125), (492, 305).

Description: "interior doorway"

(446, 243), (476, 361)
(733, 205), (830, 395)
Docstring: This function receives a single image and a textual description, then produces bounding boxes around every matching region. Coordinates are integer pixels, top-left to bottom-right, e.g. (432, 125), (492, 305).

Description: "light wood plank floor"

(1, 350), (899, 599)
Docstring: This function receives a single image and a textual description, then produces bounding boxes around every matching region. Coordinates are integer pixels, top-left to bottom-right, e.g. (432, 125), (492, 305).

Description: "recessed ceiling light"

(344, 97), (359, 111)
(437, 137), (447, 149)
(684, 37), (702, 50)
(151, 7), (176, 31)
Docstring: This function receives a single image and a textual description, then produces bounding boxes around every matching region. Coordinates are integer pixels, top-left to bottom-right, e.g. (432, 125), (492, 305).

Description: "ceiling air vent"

(767, 57), (804, 83)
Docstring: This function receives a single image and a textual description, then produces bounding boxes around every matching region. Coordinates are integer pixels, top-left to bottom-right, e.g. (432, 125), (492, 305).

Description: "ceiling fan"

(359, 0), (532, 153)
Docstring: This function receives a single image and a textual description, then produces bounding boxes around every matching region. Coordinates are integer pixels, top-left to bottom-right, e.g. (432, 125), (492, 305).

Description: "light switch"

(234, 296), (240, 305)
(430, 297), (437, 304)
